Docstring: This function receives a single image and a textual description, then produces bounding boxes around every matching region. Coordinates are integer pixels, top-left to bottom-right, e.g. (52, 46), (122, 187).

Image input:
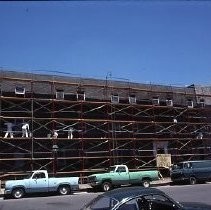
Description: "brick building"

(1, 70), (211, 180)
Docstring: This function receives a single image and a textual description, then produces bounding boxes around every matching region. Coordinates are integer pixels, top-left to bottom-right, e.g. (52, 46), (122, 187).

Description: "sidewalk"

(151, 177), (171, 186)
(0, 178), (171, 197)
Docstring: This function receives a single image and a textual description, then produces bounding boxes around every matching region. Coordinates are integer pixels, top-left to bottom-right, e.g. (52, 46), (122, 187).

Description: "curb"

(151, 180), (171, 187)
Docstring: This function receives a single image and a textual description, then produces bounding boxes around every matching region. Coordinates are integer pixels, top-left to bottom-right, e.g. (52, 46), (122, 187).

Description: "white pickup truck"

(4, 170), (79, 199)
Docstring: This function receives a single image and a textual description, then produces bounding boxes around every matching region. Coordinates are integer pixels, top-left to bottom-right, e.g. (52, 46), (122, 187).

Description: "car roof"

(101, 187), (165, 201)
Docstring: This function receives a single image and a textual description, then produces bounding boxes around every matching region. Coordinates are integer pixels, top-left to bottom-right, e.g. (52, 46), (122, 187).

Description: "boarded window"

(15, 86), (25, 95)
(77, 91), (85, 101)
(111, 94), (119, 103)
(152, 97), (159, 105)
(187, 99), (193, 108)
(166, 99), (173, 106)
(129, 94), (136, 104)
(199, 98), (205, 108)
(56, 89), (64, 100)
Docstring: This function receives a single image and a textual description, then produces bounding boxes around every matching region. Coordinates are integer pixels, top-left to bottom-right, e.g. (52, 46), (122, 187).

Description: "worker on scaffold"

(52, 130), (58, 139)
(22, 123), (30, 138)
(68, 127), (73, 139)
(4, 122), (14, 138)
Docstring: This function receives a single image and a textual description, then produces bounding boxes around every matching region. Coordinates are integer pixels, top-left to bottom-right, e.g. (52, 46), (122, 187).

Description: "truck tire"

(102, 182), (112, 192)
(190, 176), (197, 185)
(12, 188), (25, 199)
(142, 179), (150, 188)
(58, 185), (71, 195)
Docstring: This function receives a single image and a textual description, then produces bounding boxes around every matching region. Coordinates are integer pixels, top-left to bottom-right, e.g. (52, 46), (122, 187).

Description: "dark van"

(170, 160), (211, 185)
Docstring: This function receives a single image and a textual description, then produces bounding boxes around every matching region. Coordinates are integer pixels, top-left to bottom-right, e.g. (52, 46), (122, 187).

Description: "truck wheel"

(58, 185), (71, 195)
(142, 179), (150, 188)
(102, 182), (112, 192)
(12, 188), (25, 199)
(190, 176), (197, 185)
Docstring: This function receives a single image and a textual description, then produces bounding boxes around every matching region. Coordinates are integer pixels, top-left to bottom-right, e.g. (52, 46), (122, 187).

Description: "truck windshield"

(173, 163), (183, 169)
(108, 166), (116, 172)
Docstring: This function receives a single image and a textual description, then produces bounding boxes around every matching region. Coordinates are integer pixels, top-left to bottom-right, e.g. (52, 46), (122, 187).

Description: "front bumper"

(71, 184), (80, 191)
(171, 174), (188, 182)
(88, 181), (101, 187)
(4, 189), (12, 195)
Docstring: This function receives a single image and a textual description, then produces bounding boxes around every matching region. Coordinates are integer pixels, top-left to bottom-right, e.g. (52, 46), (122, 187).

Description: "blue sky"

(0, 1), (211, 86)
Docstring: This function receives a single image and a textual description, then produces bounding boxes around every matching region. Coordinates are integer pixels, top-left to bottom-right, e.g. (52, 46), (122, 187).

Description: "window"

(56, 89), (64, 100)
(116, 166), (126, 173)
(118, 198), (138, 210)
(137, 194), (177, 210)
(153, 141), (168, 156)
(152, 97), (159, 105)
(197, 132), (203, 139)
(15, 86), (25, 95)
(184, 163), (191, 169)
(192, 161), (211, 168)
(199, 98), (205, 108)
(111, 94), (119, 103)
(187, 99), (193, 108)
(129, 94), (136, 104)
(90, 196), (118, 209)
(166, 99), (173, 106)
(32, 172), (46, 179)
(77, 90), (85, 101)
(150, 194), (177, 210)
(108, 166), (116, 172)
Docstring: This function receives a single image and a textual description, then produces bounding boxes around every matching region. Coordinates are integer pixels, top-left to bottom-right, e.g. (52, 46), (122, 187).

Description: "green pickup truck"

(87, 165), (160, 191)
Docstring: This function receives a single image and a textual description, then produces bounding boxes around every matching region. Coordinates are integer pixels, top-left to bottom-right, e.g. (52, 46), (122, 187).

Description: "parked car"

(87, 165), (160, 191)
(4, 170), (79, 199)
(80, 186), (211, 210)
(170, 160), (211, 185)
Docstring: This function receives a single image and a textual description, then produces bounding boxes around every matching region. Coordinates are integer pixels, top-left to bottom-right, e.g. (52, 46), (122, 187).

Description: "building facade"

(1, 70), (211, 179)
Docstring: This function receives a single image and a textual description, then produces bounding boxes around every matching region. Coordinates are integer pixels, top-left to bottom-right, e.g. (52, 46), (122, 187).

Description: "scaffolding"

(1, 70), (211, 180)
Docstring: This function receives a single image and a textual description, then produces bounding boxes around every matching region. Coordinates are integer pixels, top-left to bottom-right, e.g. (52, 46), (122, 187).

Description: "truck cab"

(27, 170), (49, 193)
(107, 165), (131, 186)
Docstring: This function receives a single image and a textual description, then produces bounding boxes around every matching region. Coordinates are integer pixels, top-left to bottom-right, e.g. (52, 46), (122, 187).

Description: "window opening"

(15, 86), (25, 95)
(56, 89), (64, 100)
(111, 94), (119, 103)
(166, 99), (173, 106)
(129, 94), (136, 104)
(77, 90), (85, 101)
(199, 98), (205, 108)
(187, 99), (193, 108)
(152, 97), (159, 105)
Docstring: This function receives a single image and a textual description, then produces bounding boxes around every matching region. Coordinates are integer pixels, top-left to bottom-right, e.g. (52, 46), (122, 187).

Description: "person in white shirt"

(53, 130), (58, 138)
(68, 127), (73, 139)
(4, 122), (14, 138)
(22, 123), (30, 138)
